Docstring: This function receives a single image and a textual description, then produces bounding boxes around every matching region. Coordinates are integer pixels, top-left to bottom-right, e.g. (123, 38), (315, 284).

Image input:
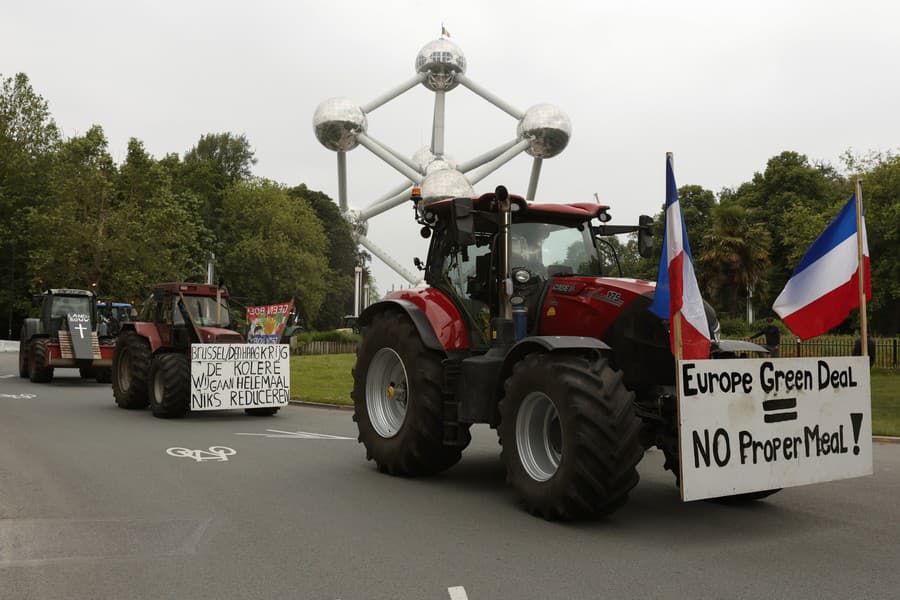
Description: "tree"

(0, 73), (60, 336)
(218, 180), (329, 324)
(698, 204), (771, 319)
(184, 132), (256, 182)
(288, 184), (356, 329)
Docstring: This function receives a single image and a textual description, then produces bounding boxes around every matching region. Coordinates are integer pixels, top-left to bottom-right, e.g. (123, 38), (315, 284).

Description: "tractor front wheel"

(149, 353), (190, 419)
(112, 331), (151, 409)
(351, 311), (470, 476)
(18, 337), (28, 378)
(499, 352), (643, 520)
(29, 339), (53, 383)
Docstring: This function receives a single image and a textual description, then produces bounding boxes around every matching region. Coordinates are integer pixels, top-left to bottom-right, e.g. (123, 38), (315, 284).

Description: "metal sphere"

(415, 39), (467, 92)
(517, 104), (572, 158)
(420, 168), (474, 205)
(411, 146), (456, 174)
(313, 97), (368, 152)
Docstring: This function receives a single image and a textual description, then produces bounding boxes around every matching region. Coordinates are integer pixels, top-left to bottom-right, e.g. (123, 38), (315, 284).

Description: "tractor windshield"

(510, 222), (601, 277)
(174, 296), (232, 328)
(50, 295), (92, 318)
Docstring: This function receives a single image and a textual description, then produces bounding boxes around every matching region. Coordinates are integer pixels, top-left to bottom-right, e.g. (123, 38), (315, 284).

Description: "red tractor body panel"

(130, 321), (165, 353)
(385, 288), (470, 350)
(539, 277), (656, 338)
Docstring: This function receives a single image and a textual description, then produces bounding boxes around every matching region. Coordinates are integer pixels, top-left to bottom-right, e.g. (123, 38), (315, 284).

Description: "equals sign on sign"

(763, 398), (798, 423)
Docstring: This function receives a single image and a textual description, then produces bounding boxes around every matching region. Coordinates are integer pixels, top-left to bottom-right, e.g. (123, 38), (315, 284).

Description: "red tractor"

(351, 186), (767, 520)
(19, 288), (115, 383)
(112, 282), (280, 419)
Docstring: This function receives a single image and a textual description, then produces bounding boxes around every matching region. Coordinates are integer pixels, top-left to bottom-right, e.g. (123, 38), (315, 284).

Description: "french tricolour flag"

(773, 194), (871, 340)
(649, 155), (711, 360)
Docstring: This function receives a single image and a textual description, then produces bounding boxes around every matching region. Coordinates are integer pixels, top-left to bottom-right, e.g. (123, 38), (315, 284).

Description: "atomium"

(314, 37), (571, 289)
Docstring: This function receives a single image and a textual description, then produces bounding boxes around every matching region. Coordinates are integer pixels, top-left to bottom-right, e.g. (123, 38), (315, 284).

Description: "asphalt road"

(1, 350), (899, 600)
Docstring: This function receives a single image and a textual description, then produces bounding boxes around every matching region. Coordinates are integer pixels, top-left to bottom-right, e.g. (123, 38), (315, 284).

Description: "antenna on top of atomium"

(313, 36), (572, 288)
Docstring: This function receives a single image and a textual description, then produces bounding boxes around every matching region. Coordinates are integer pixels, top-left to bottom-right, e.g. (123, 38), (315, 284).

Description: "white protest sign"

(190, 344), (290, 411)
(678, 356), (872, 501)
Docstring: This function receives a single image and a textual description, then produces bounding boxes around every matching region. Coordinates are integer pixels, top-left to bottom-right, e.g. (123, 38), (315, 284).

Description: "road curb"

(288, 399), (353, 411)
(874, 436), (900, 444)
(0, 340), (18, 352)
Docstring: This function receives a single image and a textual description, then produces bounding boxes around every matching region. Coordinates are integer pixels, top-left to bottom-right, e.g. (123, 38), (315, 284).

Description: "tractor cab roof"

(427, 191), (611, 225)
(47, 288), (94, 297)
(153, 282), (228, 297)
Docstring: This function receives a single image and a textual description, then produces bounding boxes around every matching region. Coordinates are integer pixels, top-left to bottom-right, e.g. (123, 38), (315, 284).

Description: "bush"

(719, 317), (751, 338)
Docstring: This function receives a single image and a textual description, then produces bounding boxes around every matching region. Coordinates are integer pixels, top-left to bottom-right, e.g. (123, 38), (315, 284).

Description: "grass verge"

(290, 355), (900, 435)
(290, 353), (355, 406)
(872, 369), (900, 436)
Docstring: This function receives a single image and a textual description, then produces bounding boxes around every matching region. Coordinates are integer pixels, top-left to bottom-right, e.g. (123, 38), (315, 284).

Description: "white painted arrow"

(234, 429), (353, 440)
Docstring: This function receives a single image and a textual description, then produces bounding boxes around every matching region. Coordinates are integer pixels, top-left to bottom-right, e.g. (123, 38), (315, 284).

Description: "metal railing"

(779, 337), (899, 369)
(293, 340), (358, 356)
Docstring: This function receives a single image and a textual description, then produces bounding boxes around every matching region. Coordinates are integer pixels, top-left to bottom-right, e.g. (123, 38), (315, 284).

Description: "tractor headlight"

(513, 269), (531, 284)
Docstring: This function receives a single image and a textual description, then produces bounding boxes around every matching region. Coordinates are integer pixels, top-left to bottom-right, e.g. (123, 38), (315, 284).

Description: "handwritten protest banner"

(190, 344), (290, 411)
(678, 356), (872, 501)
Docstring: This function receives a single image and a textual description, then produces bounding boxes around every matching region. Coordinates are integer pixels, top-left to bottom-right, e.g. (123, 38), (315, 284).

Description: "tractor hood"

(196, 326), (244, 344)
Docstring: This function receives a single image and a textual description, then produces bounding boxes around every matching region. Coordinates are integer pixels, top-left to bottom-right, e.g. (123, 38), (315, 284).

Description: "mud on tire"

(149, 353), (190, 419)
(351, 311), (470, 476)
(499, 352), (643, 520)
(112, 331), (151, 409)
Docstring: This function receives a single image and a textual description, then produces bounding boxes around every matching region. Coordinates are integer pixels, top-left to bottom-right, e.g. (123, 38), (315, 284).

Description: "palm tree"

(698, 204), (771, 318)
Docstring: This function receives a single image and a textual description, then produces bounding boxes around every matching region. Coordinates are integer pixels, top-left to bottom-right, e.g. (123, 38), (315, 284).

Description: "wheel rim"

(516, 391), (562, 482)
(118, 351), (132, 391)
(365, 347), (409, 438)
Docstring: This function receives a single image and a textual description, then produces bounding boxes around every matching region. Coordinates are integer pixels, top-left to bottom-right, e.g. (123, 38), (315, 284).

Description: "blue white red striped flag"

(649, 155), (711, 360)
(773, 194), (871, 340)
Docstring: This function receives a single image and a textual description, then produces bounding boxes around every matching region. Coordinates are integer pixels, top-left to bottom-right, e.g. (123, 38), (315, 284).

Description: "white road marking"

(166, 446), (236, 462)
(234, 429), (353, 440)
(1, 393), (36, 399)
(448, 586), (469, 600)
(0, 374), (16, 378)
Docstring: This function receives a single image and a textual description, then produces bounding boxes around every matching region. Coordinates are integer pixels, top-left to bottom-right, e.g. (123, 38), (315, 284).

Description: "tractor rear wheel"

(499, 352), (643, 520)
(29, 339), (53, 383)
(149, 353), (190, 419)
(351, 311), (470, 476)
(245, 407), (280, 416)
(113, 331), (151, 409)
(79, 368), (93, 379)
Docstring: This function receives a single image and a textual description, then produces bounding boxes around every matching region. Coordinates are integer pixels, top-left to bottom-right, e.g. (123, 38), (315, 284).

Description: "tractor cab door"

(427, 211), (499, 350)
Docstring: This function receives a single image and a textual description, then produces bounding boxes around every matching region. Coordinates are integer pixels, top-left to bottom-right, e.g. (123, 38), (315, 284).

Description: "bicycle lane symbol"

(166, 446), (236, 462)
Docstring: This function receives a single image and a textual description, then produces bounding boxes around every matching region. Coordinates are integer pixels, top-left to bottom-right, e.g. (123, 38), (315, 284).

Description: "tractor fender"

(20, 318), (42, 342)
(500, 335), (611, 382)
(120, 322), (164, 353)
(359, 298), (447, 352)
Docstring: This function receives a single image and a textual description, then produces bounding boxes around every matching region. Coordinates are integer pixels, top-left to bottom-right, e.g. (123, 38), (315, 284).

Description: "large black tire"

(499, 352), (643, 520)
(18, 337), (28, 378)
(245, 407), (280, 416)
(79, 368), (94, 379)
(351, 311), (470, 476)
(149, 353), (190, 419)
(112, 331), (151, 409)
(93, 367), (112, 384)
(29, 339), (53, 383)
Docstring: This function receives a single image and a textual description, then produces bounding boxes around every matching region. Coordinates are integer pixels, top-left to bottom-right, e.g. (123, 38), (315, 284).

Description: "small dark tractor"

(351, 186), (769, 520)
(19, 288), (115, 383)
(112, 282), (280, 419)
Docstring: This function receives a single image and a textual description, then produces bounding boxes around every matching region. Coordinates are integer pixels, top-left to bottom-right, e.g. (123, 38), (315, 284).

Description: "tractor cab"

(134, 283), (237, 348)
(419, 190), (652, 349)
(34, 289), (97, 337)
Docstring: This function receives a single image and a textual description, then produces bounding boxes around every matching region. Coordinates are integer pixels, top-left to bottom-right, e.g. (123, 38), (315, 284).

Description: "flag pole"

(667, 152), (684, 362)
(855, 176), (868, 357)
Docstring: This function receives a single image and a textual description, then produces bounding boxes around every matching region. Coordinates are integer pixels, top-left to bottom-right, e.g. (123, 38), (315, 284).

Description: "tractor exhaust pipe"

(493, 185), (515, 346)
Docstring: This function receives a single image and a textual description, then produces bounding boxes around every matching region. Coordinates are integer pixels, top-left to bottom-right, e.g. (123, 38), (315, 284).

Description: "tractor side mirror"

(32, 294), (44, 308)
(450, 197), (475, 246)
(638, 215), (654, 258)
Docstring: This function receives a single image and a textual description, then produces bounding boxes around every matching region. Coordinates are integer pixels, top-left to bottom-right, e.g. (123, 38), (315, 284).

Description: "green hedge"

(291, 330), (360, 344)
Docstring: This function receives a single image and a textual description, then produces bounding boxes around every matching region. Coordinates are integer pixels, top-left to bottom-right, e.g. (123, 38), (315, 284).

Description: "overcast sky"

(4, 0), (899, 293)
